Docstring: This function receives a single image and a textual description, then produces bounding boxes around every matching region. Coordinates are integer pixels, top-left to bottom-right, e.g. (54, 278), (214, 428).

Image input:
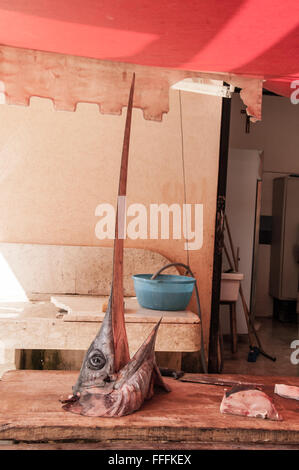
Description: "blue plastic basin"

(132, 274), (196, 311)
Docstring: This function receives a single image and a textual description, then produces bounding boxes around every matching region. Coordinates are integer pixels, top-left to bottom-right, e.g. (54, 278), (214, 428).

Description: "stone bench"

(0, 296), (201, 376)
(0, 243), (201, 376)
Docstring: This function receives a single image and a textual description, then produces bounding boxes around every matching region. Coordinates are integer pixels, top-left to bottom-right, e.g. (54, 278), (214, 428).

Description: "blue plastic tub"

(132, 274), (196, 311)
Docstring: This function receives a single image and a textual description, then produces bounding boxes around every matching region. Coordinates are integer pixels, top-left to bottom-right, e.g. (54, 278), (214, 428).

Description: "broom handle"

(224, 215), (260, 346)
(223, 244), (234, 271)
(224, 216), (276, 360)
(224, 215), (239, 270)
(223, 240), (256, 346)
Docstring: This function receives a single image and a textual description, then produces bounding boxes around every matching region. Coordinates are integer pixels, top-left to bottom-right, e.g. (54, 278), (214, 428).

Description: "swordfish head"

(62, 308), (168, 417)
(71, 296), (115, 395)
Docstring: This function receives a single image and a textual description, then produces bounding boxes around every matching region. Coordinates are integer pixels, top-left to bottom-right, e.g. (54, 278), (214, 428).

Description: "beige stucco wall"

(0, 89), (222, 348)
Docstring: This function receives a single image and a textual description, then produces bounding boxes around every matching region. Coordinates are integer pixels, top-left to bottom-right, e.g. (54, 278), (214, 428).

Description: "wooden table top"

(0, 370), (298, 448)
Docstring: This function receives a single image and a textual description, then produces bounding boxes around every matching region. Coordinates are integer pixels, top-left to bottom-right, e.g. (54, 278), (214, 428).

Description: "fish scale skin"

(103, 360), (153, 417)
(66, 359), (154, 417)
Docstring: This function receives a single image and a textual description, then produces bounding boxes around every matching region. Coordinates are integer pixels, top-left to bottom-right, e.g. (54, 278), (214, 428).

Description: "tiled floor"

(222, 317), (299, 377)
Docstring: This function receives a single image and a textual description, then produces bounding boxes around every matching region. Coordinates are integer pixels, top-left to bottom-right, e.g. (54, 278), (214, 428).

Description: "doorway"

(210, 91), (299, 376)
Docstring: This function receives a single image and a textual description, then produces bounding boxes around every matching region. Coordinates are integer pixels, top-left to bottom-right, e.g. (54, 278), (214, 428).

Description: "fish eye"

(87, 351), (106, 370)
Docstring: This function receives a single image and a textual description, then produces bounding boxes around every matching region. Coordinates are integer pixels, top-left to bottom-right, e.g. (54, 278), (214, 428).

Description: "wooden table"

(0, 370), (298, 449)
(0, 297), (201, 376)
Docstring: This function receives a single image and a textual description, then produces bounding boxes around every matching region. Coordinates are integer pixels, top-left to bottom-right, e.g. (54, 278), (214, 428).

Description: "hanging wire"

(178, 90), (190, 268)
(178, 91), (207, 373)
(151, 262), (208, 374)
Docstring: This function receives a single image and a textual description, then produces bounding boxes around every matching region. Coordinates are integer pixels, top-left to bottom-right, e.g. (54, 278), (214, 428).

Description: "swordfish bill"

(111, 72), (135, 373)
(61, 73), (170, 418)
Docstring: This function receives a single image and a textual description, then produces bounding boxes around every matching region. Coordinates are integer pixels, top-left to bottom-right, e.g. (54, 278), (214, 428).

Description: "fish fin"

(145, 372), (155, 400)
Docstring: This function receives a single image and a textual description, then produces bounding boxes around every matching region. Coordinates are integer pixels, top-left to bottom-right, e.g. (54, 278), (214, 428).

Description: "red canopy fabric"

(0, 0), (298, 98)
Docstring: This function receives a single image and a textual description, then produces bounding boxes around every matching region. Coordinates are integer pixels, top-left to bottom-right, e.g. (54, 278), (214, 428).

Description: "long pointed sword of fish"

(61, 73), (170, 417)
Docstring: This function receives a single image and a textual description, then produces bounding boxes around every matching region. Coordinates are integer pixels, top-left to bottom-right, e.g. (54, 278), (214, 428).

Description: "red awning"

(0, 0), (298, 97)
(0, 0), (297, 122)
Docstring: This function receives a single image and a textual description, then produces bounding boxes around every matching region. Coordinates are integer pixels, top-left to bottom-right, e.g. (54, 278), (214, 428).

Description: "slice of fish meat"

(220, 385), (282, 421)
(274, 384), (299, 401)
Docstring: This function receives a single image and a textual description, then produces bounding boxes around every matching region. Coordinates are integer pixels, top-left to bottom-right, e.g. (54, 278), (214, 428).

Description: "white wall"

(229, 93), (299, 317)
(221, 149), (262, 334)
